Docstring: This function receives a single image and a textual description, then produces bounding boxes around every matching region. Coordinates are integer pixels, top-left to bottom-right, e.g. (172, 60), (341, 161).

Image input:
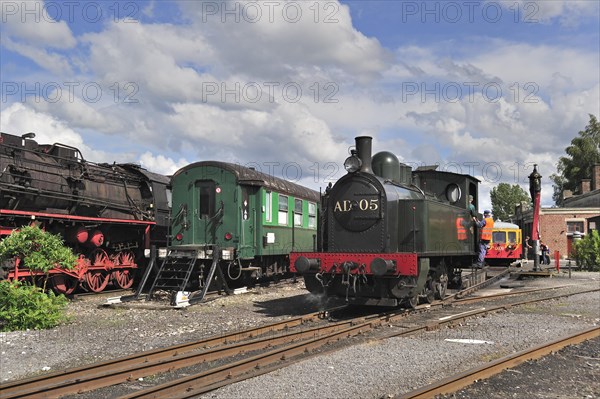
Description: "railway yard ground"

(1, 265), (599, 398)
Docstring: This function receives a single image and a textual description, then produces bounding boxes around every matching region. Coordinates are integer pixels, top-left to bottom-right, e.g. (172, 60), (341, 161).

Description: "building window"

(308, 202), (316, 229)
(294, 199), (303, 226)
(278, 194), (288, 226)
(567, 221), (584, 233)
(265, 192), (272, 222)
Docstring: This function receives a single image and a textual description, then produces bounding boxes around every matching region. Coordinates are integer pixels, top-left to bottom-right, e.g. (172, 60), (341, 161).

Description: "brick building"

(515, 164), (600, 259)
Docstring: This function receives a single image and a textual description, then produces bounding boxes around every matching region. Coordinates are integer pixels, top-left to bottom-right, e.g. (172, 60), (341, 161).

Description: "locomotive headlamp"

(344, 155), (362, 173)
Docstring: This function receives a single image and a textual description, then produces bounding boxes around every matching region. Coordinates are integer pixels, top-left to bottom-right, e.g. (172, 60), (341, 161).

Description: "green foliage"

(0, 280), (69, 331)
(490, 183), (531, 221)
(0, 226), (77, 289)
(551, 114), (600, 204)
(573, 230), (600, 271)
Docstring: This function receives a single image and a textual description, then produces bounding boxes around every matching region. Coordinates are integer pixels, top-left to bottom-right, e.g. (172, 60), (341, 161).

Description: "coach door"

(195, 180), (217, 245)
(238, 186), (257, 259)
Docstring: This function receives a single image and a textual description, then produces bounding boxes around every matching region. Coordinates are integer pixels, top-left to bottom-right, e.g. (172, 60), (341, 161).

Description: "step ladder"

(147, 248), (200, 305)
(105, 246), (229, 307)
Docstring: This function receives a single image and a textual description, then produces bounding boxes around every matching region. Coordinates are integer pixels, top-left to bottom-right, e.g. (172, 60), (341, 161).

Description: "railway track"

(399, 326), (600, 399)
(2, 279), (596, 399)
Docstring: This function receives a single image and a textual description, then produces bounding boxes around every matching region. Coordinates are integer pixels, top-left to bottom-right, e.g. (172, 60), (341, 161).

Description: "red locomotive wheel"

(112, 270), (134, 289)
(51, 275), (79, 295)
(85, 271), (110, 292)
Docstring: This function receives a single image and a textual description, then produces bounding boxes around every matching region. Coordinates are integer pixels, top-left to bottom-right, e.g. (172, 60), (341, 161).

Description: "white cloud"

(138, 152), (188, 175)
(178, 0), (389, 82)
(496, 0), (600, 27)
(0, 1), (77, 49)
(0, 103), (84, 147)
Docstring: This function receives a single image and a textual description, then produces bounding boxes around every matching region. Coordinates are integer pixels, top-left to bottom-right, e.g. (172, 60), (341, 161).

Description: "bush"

(574, 230), (600, 271)
(0, 226), (77, 289)
(0, 280), (69, 331)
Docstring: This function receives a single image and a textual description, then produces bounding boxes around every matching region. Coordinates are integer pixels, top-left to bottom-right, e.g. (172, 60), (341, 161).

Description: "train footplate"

(145, 248), (200, 306)
(175, 246), (222, 307)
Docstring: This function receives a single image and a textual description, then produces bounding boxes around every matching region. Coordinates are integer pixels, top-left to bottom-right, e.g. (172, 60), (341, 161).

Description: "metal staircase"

(106, 246), (229, 307)
(147, 248), (199, 305)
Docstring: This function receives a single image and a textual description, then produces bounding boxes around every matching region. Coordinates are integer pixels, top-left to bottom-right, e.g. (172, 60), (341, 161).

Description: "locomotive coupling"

(294, 256), (320, 273)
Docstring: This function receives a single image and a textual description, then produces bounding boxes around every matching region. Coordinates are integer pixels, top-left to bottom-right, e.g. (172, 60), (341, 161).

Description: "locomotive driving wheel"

(111, 251), (135, 289)
(435, 274), (448, 300)
(404, 295), (419, 309)
(50, 274), (79, 295)
(84, 249), (111, 292)
(424, 279), (435, 304)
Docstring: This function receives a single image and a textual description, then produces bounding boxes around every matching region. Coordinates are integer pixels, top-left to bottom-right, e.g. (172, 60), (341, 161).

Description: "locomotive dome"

(372, 151), (400, 181)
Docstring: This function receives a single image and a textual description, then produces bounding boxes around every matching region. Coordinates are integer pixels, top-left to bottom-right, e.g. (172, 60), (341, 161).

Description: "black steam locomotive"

(0, 132), (170, 293)
(290, 136), (479, 307)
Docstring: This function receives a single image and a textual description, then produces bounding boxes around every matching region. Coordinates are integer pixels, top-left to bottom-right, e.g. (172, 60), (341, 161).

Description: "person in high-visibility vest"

(473, 209), (494, 268)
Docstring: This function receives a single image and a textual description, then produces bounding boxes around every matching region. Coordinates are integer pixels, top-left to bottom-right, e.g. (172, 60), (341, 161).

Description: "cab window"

(492, 231), (506, 244)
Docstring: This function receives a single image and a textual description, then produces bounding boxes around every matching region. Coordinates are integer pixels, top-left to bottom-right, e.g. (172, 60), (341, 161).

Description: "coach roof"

(172, 161), (319, 201)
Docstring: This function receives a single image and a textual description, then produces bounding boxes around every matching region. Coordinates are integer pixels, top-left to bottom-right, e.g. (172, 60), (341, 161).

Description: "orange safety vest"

(481, 217), (494, 241)
(456, 217), (467, 240)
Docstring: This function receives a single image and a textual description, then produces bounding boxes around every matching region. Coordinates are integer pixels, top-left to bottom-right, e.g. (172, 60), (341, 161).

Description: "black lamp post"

(528, 164), (542, 271)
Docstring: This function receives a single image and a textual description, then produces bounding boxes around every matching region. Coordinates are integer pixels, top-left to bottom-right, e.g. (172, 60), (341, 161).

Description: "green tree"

(551, 114), (600, 204)
(0, 226), (77, 291)
(490, 183), (531, 221)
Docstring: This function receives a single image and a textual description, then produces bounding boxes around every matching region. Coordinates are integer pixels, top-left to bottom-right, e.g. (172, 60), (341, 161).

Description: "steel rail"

(399, 326), (600, 399)
(3, 279), (595, 398)
(0, 307), (344, 399)
(452, 283), (597, 304)
(447, 267), (511, 300)
(117, 287), (600, 399)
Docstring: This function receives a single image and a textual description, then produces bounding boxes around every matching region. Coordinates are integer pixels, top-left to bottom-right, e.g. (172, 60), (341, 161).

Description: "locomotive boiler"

(290, 136), (479, 307)
(0, 132), (170, 293)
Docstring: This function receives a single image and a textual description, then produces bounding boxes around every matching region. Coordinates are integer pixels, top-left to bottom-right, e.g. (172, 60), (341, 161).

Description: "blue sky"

(1, 0), (599, 212)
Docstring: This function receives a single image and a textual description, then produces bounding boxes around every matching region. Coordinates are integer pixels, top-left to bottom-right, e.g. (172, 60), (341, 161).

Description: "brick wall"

(580, 179), (591, 194)
(521, 210), (600, 259)
(593, 164), (600, 191)
(539, 214), (570, 258)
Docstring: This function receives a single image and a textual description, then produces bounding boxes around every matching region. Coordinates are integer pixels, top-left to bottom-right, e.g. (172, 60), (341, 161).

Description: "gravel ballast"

(1, 271), (598, 398)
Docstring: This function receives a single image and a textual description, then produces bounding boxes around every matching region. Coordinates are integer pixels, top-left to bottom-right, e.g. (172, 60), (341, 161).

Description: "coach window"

(294, 199), (303, 227)
(197, 181), (215, 219)
(308, 202), (316, 229)
(265, 191), (272, 223)
(278, 194), (288, 226)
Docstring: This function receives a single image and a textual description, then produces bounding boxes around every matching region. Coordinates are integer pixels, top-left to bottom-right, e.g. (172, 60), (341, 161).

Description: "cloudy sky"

(1, 0), (599, 212)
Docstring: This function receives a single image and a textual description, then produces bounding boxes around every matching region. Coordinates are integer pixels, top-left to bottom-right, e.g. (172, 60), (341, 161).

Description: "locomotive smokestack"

(355, 136), (373, 174)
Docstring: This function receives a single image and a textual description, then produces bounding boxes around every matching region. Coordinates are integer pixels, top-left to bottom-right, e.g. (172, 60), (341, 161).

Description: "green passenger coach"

(164, 161), (319, 299)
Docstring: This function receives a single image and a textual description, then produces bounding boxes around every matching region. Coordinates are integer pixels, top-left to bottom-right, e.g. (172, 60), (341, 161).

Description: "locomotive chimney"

(355, 136), (373, 174)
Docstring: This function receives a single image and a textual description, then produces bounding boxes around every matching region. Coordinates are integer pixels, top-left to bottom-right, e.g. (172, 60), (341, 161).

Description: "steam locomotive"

(290, 136), (480, 307)
(0, 132), (170, 294)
